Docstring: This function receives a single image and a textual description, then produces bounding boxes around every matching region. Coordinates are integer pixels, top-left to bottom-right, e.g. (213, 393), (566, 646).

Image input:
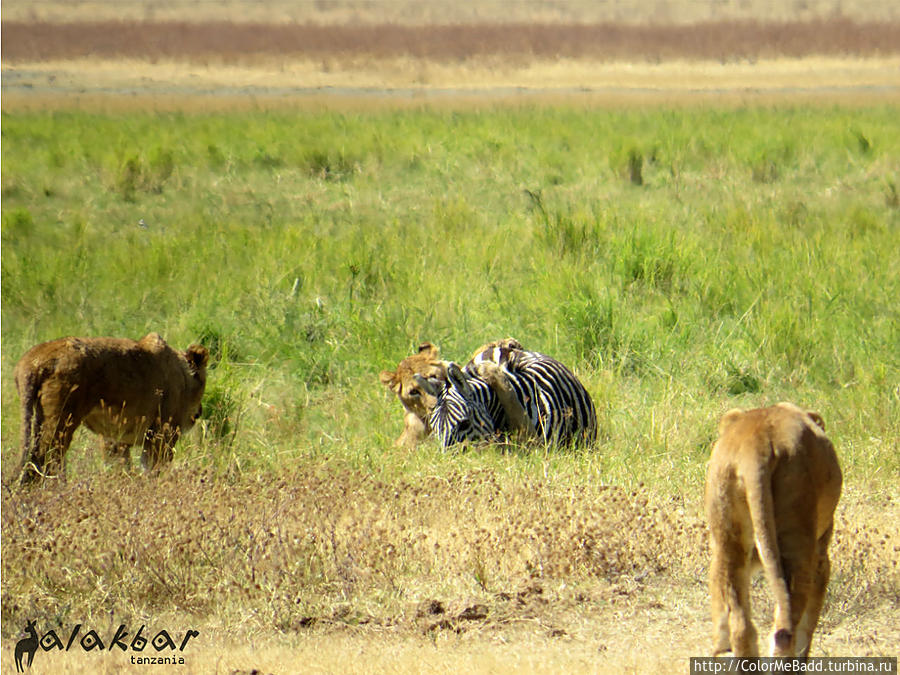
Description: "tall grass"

(2, 105), (898, 491)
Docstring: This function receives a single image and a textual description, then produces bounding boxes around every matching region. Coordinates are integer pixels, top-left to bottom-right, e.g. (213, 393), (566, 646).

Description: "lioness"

(705, 402), (842, 658)
(379, 343), (448, 447)
(15, 333), (209, 483)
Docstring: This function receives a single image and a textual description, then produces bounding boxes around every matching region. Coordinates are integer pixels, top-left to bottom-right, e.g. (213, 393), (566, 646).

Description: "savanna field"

(2, 2), (900, 673)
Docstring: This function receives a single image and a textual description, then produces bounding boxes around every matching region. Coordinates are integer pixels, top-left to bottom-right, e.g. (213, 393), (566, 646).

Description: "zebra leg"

(476, 362), (534, 439)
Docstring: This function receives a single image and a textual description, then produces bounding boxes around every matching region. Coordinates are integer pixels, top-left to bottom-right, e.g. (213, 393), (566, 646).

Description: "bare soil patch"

(3, 17), (898, 109)
(4, 18), (900, 64)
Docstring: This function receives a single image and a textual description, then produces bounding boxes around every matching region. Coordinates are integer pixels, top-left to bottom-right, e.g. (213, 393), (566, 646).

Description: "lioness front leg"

(397, 412), (427, 448)
(102, 439), (133, 471)
(476, 361), (533, 439)
(140, 424), (178, 472)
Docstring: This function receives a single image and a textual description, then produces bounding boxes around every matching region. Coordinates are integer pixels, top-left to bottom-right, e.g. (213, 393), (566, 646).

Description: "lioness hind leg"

(18, 401), (44, 484)
(23, 386), (91, 482)
(709, 536), (758, 656)
(26, 411), (80, 482)
(709, 560), (732, 655)
(794, 528), (834, 658)
(770, 526), (817, 656)
(475, 361), (533, 438)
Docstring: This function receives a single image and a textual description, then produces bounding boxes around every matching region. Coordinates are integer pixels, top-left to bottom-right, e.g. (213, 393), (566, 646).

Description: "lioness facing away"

(705, 402), (842, 658)
(15, 333), (209, 483)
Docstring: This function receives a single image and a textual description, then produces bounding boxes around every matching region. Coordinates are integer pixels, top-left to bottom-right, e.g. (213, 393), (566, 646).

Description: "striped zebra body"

(427, 344), (597, 447)
(468, 347), (597, 446)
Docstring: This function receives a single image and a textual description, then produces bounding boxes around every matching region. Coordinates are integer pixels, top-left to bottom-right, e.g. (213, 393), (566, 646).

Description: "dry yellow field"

(4, 56), (899, 113)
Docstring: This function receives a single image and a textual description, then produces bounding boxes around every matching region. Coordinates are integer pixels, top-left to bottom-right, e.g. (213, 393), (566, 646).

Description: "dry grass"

(6, 55), (899, 92)
(1, 467), (897, 672)
(0, 467), (707, 630)
(3, 0), (899, 25)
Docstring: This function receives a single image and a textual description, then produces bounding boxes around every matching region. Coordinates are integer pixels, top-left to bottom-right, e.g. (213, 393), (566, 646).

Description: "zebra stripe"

(471, 348), (597, 446)
(428, 346), (597, 447)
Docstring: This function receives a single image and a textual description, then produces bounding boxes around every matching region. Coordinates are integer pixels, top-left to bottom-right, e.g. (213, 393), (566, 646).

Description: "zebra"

(414, 362), (500, 446)
(416, 340), (597, 447)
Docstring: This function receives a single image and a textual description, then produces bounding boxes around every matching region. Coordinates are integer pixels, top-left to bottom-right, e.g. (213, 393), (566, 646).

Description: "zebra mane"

(466, 337), (523, 373)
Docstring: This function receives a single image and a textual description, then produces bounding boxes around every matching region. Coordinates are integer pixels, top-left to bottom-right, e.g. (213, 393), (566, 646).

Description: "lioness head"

(182, 343), (210, 428)
(379, 342), (447, 447)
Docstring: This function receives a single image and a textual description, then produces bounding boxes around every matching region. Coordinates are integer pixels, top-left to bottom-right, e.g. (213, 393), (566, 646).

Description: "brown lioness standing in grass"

(705, 402), (842, 657)
(15, 333), (209, 483)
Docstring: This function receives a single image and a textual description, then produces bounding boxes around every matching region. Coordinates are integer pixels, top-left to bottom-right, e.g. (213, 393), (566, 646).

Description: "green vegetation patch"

(2, 105), (898, 488)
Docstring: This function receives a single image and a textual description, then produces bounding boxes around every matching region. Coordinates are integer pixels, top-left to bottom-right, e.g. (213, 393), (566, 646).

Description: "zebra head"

(416, 362), (496, 447)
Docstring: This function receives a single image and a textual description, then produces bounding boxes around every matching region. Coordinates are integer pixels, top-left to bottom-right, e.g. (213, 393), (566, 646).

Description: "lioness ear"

(379, 370), (398, 390)
(807, 411), (825, 431)
(417, 342), (440, 359)
(186, 345), (209, 372)
(718, 408), (744, 435)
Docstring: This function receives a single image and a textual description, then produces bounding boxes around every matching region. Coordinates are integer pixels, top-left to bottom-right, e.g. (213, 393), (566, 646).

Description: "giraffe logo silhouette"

(14, 620), (39, 672)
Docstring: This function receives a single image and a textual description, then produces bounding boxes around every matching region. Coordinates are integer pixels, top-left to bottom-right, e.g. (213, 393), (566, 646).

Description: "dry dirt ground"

(4, 0), (900, 25)
(2, 11), (899, 108)
(1, 574), (897, 674)
(2, 578), (897, 674)
(1, 470), (897, 674)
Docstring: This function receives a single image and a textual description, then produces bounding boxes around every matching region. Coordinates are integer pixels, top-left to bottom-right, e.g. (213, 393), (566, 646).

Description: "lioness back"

(705, 402), (841, 658)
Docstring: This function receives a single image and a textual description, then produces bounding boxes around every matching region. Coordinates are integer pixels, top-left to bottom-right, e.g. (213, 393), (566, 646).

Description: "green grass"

(1, 104), (898, 494)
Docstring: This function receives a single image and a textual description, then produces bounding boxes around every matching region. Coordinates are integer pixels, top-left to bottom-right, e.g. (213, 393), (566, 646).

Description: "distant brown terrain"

(4, 18), (900, 64)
